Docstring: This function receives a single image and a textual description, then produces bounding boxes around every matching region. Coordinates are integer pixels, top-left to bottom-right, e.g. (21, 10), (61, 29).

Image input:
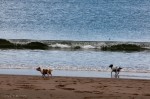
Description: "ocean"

(1, 0), (150, 41)
(0, 0), (150, 79)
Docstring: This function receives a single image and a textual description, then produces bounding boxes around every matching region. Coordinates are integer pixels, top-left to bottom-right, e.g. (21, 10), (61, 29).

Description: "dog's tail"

(49, 69), (53, 71)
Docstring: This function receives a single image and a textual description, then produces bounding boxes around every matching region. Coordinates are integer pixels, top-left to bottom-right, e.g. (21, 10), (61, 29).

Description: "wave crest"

(1, 39), (149, 51)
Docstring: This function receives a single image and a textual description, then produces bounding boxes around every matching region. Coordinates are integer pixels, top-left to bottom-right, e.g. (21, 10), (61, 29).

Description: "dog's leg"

(117, 75), (119, 78)
(116, 72), (118, 77)
(47, 73), (49, 77)
(49, 70), (52, 77)
(111, 71), (112, 78)
(118, 71), (120, 78)
(116, 71), (120, 78)
(114, 71), (117, 78)
(42, 74), (46, 78)
(46, 71), (49, 77)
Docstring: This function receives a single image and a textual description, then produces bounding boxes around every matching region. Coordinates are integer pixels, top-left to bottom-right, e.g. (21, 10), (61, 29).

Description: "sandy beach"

(0, 75), (150, 99)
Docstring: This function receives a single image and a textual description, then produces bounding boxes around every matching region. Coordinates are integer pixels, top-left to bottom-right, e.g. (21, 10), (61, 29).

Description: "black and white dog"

(109, 64), (122, 77)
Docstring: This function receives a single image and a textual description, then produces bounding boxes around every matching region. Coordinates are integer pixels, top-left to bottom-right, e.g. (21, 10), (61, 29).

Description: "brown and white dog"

(109, 64), (122, 77)
(36, 67), (52, 77)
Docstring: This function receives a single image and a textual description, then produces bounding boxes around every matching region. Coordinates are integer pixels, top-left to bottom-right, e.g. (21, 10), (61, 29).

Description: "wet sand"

(0, 75), (150, 99)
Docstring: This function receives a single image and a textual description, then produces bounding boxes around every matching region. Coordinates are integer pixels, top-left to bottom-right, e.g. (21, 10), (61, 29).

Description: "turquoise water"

(0, 0), (150, 41)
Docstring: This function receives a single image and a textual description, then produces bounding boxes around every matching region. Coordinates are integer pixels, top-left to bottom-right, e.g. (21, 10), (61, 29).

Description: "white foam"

(1, 65), (150, 73)
(50, 43), (71, 48)
(82, 45), (95, 49)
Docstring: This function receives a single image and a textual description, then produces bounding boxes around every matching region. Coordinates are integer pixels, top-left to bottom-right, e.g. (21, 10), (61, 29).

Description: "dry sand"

(0, 75), (150, 99)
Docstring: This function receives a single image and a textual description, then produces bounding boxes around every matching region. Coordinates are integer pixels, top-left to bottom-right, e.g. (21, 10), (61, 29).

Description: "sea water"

(0, 0), (150, 79)
(0, 49), (150, 79)
(0, 0), (150, 41)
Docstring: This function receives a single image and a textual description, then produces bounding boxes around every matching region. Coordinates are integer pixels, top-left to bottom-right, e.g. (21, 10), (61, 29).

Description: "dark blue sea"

(1, 0), (150, 41)
(0, 0), (150, 79)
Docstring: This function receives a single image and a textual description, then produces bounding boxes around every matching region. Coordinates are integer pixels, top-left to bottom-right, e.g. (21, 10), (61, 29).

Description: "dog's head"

(109, 64), (113, 68)
(36, 67), (41, 71)
(117, 67), (122, 72)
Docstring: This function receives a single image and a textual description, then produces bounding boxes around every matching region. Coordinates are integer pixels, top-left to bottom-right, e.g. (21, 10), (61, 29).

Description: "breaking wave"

(7, 39), (150, 51)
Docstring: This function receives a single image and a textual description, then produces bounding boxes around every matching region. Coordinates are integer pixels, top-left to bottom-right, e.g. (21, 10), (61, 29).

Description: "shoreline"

(0, 74), (150, 99)
(0, 69), (150, 80)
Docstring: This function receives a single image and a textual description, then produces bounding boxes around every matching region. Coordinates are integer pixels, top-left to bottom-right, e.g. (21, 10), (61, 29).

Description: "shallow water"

(1, 69), (150, 80)
(0, 49), (150, 73)
(0, 49), (150, 79)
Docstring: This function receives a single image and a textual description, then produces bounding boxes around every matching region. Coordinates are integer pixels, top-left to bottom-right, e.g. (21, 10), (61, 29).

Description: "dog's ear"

(109, 64), (113, 68)
(36, 67), (41, 71)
